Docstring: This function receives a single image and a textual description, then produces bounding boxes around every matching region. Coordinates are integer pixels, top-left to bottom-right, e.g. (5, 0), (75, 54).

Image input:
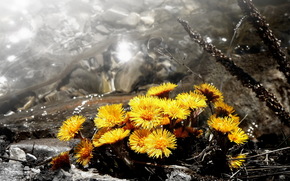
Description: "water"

(0, 0), (289, 138)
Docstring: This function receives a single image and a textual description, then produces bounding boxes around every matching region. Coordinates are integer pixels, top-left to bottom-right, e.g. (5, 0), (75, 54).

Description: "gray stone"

(9, 147), (26, 162)
(166, 170), (192, 181)
(26, 153), (37, 163)
(119, 12), (141, 27)
(9, 138), (71, 159)
(102, 7), (129, 23)
(71, 166), (128, 181)
(0, 162), (24, 181)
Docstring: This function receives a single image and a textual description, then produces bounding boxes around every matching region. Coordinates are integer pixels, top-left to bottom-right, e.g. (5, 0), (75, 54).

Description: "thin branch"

(237, 0), (290, 84)
(177, 18), (290, 127)
(245, 146), (290, 159)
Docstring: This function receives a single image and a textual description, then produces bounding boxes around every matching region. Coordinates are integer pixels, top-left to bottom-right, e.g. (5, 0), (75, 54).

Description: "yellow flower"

(50, 151), (70, 170)
(214, 101), (235, 117)
(97, 128), (130, 146)
(162, 99), (191, 120)
(94, 104), (125, 128)
(147, 82), (178, 98)
(208, 115), (239, 133)
(144, 129), (177, 158)
(92, 127), (111, 147)
(160, 116), (171, 125)
(129, 95), (161, 109)
(194, 83), (223, 103)
(176, 91), (207, 110)
(129, 129), (151, 154)
(74, 139), (94, 166)
(228, 154), (246, 170)
(129, 96), (164, 129)
(57, 115), (86, 141)
(228, 128), (248, 144)
(229, 114), (240, 124)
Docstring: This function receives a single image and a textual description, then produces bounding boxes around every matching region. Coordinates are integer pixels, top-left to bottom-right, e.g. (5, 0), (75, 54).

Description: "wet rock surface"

(0, 0), (289, 180)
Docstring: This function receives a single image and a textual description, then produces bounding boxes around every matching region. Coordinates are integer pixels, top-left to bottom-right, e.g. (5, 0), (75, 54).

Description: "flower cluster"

(52, 82), (248, 170)
(207, 101), (248, 145)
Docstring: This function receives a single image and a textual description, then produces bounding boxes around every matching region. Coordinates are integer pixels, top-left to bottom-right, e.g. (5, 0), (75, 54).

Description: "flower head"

(50, 151), (70, 170)
(162, 99), (191, 120)
(94, 104), (125, 128)
(74, 139), (94, 166)
(92, 127), (111, 147)
(144, 129), (177, 158)
(129, 129), (151, 154)
(228, 154), (246, 170)
(95, 128), (130, 146)
(194, 83), (223, 103)
(129, 96), (164, 129)
(228, 128), (248, 144)
(147, 82), (178, 98)
(160, 115), (171, 125)
(57, 115), (86, 141)
(214, 101), (235, 117)
(208, 115), (239, 134)
(176, 91), (207, 110)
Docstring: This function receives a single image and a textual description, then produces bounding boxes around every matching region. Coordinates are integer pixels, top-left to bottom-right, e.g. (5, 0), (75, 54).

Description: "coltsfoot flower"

(208, 115), (239, 133)
(176, 91), (207, 110)
(92, 127), (111, 147)
(129, 96), (164, 129)
(194, 83), (223, 103)
(162, 99), (191, 120)
(144, 129), (177, 158)
(94, 104), (126, 128)
(50, 151), (70, 170)
(129, 129), (151, 154)
(57, 115), (86, 141)
(95, 128), (130, 146)
(74, 139), (94, 166)
(228, 128), (249, 144)
(147, 82), (177, 98)
(214, 101), (235, 117)
(228, 154), (246, 170)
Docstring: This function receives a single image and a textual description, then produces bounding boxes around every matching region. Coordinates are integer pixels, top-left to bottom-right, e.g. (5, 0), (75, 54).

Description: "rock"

(0, 162), (24, 181)
(95, 25), (111, 34)
(0, 95), (135, 142)
(166, 170), (192, 181)
(102, 7), (129, 23)
(26, 153), (37, 163)
(9, 138), (71, 159)
(9, 147), (26, 162)
(120, 12), (141, 27)
(71, 166), (128, 181)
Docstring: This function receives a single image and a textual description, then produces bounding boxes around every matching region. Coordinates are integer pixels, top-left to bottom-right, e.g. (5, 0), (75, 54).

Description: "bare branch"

(178, 18), (290, 126)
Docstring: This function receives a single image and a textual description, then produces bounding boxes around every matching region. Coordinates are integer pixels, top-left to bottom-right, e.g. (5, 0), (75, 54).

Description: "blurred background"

(0, 0), (289, 138)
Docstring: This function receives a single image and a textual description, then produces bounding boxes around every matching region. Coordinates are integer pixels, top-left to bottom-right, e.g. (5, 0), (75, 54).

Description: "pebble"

(26, 153), (37, 163)
(9, 147), (26, 162)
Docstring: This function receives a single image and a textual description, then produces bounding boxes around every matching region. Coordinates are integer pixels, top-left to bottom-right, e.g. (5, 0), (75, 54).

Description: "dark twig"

(237, 0), (290, 84)
(238, 171), (290, 179)
(0, 155), (27, 163)
(177, 18), (290, 126)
